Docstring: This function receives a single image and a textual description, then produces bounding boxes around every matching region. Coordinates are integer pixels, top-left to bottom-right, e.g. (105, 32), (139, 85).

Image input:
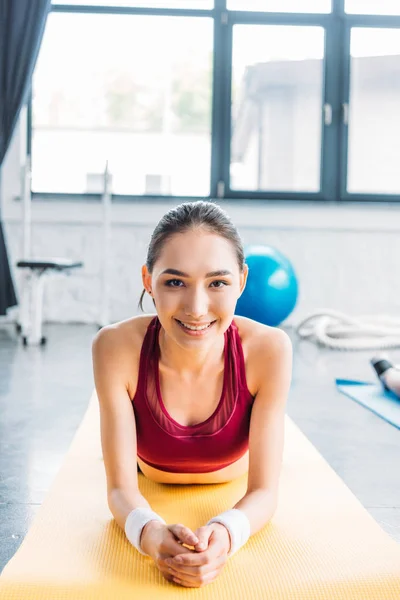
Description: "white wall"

(2, 118), (400, 326)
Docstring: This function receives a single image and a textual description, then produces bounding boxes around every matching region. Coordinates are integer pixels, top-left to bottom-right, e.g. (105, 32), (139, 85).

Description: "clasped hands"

(141, 519), (231, 588)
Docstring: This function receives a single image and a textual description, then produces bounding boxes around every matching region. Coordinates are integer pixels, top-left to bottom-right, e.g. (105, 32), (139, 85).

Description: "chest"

(158, 368), (225, 427)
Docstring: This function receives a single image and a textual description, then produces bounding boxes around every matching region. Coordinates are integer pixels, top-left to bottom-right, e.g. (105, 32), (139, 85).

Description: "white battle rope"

(295, 310), (400, 351)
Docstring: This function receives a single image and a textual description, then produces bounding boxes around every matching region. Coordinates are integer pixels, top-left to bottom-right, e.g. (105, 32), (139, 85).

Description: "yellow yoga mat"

(1, 393), (400, 600)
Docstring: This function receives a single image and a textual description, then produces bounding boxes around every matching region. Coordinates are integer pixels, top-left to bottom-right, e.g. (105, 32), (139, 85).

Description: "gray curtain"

(0, 0), (51, 315)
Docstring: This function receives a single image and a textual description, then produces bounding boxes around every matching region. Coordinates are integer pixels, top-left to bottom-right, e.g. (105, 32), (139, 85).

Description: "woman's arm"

(92, 326), (150, 529)
(233, 326), (293, 532)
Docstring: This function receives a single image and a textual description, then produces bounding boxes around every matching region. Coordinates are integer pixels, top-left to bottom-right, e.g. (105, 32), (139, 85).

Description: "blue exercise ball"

(235, 245), (298, 327)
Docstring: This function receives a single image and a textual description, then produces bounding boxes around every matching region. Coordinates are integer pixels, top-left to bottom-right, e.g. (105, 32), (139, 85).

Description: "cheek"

(215, 292), (232, 304)
(214, 291), (239, 313)
(153, 288), (179, 309)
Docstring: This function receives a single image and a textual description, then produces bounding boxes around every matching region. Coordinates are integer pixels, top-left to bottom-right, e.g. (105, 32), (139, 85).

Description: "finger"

(160, 526), (198, 557)
(172, 568), (221, 588)
(168, 524), (199, 547)
(170, 531), (223, 567)
(158, 561), (176, 580)
(161, 570), (175, 583)
(160, 539), (195, 558)
(157, 548), (194, 573)
(168, 551), (209, 568)
(209, 523), (231, 555)
(166, 553), (226, 578)
(193, 526), (212, 552)
(156, 551), (194, 578)
(155, 554), (177, 582)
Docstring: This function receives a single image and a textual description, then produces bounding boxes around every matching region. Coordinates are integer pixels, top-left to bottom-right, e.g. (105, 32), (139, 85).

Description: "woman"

(92, 201), (292, 588)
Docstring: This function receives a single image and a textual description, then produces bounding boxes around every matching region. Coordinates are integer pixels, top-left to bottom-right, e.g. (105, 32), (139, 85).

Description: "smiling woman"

(92, 200), (292, 588)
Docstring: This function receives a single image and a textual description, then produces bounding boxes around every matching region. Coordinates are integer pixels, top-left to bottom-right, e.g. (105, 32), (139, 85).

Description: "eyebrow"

(160, 268), (233, 278)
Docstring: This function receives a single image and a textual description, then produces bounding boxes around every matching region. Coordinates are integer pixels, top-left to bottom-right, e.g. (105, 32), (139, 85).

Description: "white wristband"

(207, 509), (251, 556)
(124, 507), (166, 555)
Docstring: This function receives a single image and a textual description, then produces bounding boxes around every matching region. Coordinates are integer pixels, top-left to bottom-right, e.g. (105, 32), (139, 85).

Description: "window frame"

(27, 0), (400, 202)
(340, 14), (400, 201)
(222, 11), (333, 201)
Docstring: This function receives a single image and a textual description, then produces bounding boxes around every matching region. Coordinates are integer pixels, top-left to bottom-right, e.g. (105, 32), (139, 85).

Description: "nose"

(184, 285), (209, 319)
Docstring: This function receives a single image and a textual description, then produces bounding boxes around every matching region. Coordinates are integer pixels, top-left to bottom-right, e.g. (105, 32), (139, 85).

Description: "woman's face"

(142, 229), (248, 346)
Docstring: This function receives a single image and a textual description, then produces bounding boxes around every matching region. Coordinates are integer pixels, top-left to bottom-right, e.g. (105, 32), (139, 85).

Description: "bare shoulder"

(92, 314), (156, 390)
(233, 316), (292, 395)
(93, 314), (155, 351)
(234, 315), (292, 352)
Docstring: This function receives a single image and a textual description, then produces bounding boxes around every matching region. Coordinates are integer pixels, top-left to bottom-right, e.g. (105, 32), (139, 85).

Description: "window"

(347, 27), (400, 194)
(31, 2), (400, 202)
(227, 0), (331, 13)
(230, 25), (325, 192)
(32, 12), (213, 196)
(345, 0), (400, 15)
(52, 0), (213, 7)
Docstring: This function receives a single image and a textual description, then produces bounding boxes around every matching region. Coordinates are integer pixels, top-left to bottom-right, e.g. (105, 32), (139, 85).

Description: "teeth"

(179, 321), (212, 331)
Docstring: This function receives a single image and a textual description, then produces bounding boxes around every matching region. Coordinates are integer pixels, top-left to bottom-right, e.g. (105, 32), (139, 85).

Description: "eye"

(165, 279), (184, 287)
(210, 280), (228, 288)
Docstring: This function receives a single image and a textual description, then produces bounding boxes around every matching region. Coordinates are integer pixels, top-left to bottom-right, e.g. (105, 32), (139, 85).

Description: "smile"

(174, 319), (216, 333)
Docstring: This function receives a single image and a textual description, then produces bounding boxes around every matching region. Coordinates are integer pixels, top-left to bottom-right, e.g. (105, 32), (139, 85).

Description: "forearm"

(233, 489), (277, 536)
(108, 487), (151, 531)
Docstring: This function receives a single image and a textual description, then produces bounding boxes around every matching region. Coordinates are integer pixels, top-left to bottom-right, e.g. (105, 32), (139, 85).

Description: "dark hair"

(138, 200), (245, 311)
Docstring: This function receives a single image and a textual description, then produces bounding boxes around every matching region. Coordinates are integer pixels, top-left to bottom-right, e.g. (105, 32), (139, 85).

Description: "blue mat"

(336, 379), (400, 430)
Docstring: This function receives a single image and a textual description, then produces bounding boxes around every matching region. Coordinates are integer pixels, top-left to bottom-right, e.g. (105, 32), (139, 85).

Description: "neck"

(158, 327), (225, 376)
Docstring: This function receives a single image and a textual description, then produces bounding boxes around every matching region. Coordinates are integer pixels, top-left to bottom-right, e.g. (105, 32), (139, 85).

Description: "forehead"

(154, 230), (239, 273)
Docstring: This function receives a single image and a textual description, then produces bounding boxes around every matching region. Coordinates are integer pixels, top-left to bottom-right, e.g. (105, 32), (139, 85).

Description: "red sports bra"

(131, 317), (255, 473)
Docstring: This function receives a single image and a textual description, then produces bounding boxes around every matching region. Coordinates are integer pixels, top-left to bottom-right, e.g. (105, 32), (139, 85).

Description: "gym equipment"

(20, 156), (32, 261)
(235, 245), (298, 327)
(99, 162), (112, 329)
(371, 356), (400, 398)
(16, 157), (84, 345)
(16, 259), (83, 346)
(1, 392), (400, 599)
(84, 162), (112, 329)
(296, 310), (400, 350)
(336, 378), (400, 430)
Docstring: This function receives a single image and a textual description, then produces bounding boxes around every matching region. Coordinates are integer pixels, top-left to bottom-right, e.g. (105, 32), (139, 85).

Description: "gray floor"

(1, 322), (400, 574)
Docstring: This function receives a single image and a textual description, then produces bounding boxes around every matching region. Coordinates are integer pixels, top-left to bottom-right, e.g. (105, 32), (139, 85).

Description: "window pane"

(32, 13), (213, 196)
(52, 1), (213, 7)
(228, 0), (331, 13)
(345, 1), (400, 15)
(347, 28), (400, 195)
(230, 25), (325, 193)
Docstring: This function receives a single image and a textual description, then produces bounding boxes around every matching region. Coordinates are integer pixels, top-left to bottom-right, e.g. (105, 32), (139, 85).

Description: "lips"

(174, 318), (217, 332)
